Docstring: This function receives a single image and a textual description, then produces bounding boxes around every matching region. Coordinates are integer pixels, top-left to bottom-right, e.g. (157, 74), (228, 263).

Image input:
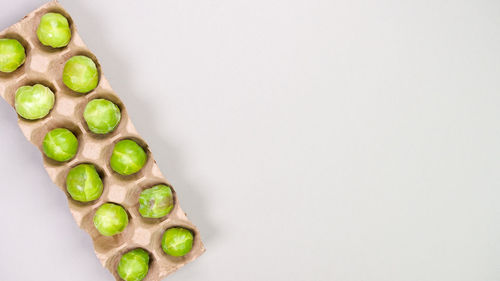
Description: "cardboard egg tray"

(0, 1), (205, 280)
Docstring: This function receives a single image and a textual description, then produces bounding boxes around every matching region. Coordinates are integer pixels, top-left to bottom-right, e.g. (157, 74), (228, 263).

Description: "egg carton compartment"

(76, 91), (130, 140)
(52, 47), (103, 97)
(80, 201), (137, 253)
(0, 1), (205, 280)
(151, 218), (204, 270)
(30, 4), (76, 54)
(106, 245), (161, 281)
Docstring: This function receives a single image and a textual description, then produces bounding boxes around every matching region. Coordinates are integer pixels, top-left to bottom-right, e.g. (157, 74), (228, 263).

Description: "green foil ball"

(110, 140), (147, 176)
(139, 185), (174, 218)
(117, 249), (150, 281)
(42, 128), (78, 162)
(161, 227), (194, 257)
(93, 203), (129, 236)
(36, 12), (71, 48)
(66, 164), (103, 202)
(63, 55), (98, 93)
(84, 99), (121, 134)
(0, 38), (26, 73)
(15, 84), (55, 120)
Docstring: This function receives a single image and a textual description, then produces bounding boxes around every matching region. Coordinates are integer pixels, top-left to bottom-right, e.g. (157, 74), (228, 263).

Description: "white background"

(0, 0), (499, 280)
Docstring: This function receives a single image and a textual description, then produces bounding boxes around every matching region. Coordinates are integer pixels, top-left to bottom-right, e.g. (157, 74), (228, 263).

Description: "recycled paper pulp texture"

(0, 1), (205, 280)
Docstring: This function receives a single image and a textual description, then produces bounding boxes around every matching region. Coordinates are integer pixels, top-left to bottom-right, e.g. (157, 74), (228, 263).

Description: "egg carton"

(0, 1), (205, 280)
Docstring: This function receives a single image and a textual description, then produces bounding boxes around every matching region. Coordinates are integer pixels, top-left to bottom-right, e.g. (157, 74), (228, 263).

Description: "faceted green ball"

(36, 12), (71, 48)
(110, 140), (147, 176)
(117, 249), (150, 281)
(161, 227), (194, 257)
(63, 55), (98, 93)
(15, 84), (55, 120)
(0, 38), (26, 73)
(66, 164), (103, 202)
(139, 185), (174, 218)
(84, 99), (121, 134)
(93, 203), (129, 236)
(42, 128), (78, 162)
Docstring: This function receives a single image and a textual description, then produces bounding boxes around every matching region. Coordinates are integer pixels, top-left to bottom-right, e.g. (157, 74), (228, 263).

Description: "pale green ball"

(63, 55), (98, 93)
(37, 12), (71, 48)
(139, 185), (174, 218)
(161, 227), (194, 257)
(0, 38), (26, 73)
(110, 140), (147, 176)
(42, 128), (78, 162)
(66, 164), (103, 202)
(117, 249), (150, 281)
(15, 84), (55, 120)
(84, 99), (121, 134)
(93, 203), (129, 236)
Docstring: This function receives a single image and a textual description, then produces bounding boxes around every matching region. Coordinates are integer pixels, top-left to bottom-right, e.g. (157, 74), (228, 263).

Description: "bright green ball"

(15, 84), (55, 120)
(36, 13), (71, 48)
(161, 227), (194, 257)
(63, 55), (98, 93)
(93, 203), (129, 236)
(139, 185), (174, 218)
(66, 164), (103, 202)
(42, 128), (78, 162)
(110, 140), (147, 176)
(84, 99), (121, 134)
(117, 249), (150, 281)
(0, 38), (26, 73)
